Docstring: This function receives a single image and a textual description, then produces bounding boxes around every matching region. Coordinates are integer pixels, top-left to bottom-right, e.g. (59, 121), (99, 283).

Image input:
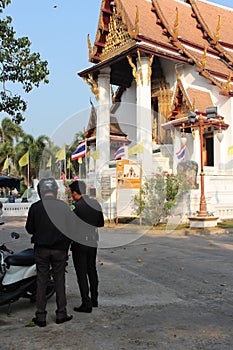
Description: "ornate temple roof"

(84, 101), (129, 144)
(80, 0), (233, 96)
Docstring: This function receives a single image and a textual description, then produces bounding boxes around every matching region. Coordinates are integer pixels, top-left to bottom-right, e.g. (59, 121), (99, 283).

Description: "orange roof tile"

(186, 87), (214, 112)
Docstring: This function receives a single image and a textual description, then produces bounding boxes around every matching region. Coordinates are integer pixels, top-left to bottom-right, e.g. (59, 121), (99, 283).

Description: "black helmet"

(38, 177), (58, 198)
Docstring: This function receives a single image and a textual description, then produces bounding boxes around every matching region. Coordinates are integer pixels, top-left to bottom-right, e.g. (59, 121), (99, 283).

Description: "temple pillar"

(136, 55), (153, 176)
(96, 67), (111, 175)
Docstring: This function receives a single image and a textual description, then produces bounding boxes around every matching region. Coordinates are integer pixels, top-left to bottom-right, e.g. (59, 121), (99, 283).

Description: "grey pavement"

(1, 217), (233, 349)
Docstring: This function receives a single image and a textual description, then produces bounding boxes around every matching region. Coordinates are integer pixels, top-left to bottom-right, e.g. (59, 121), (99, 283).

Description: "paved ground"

(1, 217), (233, 349)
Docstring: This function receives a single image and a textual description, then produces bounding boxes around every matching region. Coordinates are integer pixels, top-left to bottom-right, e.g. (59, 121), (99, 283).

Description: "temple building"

(78, 0), (233, 223)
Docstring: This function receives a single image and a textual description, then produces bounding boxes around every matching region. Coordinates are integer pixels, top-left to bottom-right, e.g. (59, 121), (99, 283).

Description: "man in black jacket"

(26, 177), (72, 327)
(69, 180), (104, 313)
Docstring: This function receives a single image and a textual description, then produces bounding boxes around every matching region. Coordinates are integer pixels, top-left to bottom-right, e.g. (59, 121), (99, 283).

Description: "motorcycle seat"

(5, 248), (35, 267)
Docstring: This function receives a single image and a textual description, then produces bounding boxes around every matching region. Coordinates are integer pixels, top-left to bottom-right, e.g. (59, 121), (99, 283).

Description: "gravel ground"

(1, 217), (233, 350)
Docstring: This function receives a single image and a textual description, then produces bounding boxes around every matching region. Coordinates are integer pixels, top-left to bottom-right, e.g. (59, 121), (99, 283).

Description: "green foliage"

(133, 170), (193, 226)
(0, 2), (49, 124)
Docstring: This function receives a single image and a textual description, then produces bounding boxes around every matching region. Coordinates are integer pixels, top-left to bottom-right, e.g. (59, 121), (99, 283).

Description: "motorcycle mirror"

(11, 232), (20, 239)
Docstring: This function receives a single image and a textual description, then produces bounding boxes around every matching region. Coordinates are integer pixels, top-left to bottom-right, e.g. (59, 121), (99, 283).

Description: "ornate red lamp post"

(182, 108), (228, 228)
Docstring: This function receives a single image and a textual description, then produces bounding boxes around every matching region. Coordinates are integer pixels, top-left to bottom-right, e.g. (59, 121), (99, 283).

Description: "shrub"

(133, 170), (192, 226)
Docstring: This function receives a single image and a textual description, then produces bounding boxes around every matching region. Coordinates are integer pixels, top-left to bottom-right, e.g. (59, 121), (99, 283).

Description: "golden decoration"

(215, 15), (221, 41)
(147, 55), (154, 85)
(101, 6), (134, 61)
(201, 46), (207, 69)
(175, 66), (181, 81)
(110, 85), (115, 103)
(99, 12), (105, 33)
(128, 5), (140, 38)
(127, 55), (140, 85)
(82, 74), (99, 100)
(192, 98), (196, 112)
(225, 71), (232, 93)
(137, 50), (143, 85)
(173, 7), (179, 38)
(87, 34), (93, 61)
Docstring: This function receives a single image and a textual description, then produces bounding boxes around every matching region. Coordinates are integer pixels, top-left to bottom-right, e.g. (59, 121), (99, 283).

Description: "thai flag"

(71, 140), (86, 160)
(114, 145), (125, 160)
(176, 144), (186, 161)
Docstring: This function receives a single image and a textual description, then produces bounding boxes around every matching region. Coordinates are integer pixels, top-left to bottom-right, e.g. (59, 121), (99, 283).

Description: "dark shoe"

(92, 300), (98, 307)
(32, 317), (46, 327)
(73, 304), (92, 313)
(56, 314), (73, 324)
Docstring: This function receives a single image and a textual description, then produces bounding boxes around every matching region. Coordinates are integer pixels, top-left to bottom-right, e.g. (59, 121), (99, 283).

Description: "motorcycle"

(0, 231), (55, 314)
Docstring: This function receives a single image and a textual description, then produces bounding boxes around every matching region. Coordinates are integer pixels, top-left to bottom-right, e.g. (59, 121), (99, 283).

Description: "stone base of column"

(188, 216), (218, 229)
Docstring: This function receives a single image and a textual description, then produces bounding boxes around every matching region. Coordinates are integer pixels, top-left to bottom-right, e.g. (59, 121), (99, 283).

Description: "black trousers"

(34, 246), (68, 321)
(72, 243), (98, 305)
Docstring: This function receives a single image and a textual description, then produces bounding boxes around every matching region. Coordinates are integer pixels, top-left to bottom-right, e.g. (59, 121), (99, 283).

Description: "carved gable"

(100, 8), (136, 61)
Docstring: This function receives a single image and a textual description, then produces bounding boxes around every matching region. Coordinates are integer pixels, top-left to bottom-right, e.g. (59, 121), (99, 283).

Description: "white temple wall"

(113, 81), (137, 143)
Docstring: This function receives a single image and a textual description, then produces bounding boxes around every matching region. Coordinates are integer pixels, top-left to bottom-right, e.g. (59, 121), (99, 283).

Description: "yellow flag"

(128, 141), (144, 156)
(228, 145), (233, 156)
(90, 149), (100, 160)
(55, 146), (65, 161)
(67, 158), (71, 169)
(78, 157), (83, 164)
(46, 157), (51, 168)
(2, 157), (10, 171)
(19, 151), (29, 167)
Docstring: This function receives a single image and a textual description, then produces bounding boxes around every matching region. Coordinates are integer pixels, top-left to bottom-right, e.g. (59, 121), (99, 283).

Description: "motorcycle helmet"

(37, 177), (58, 198)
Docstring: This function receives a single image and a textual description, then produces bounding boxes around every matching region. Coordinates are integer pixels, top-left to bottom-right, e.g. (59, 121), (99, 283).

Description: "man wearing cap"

(26, 177), (73, 327)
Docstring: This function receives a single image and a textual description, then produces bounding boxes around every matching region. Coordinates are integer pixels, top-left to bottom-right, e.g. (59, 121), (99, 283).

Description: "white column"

(136, 56), (153, 176)
(96, 67), (111, 176)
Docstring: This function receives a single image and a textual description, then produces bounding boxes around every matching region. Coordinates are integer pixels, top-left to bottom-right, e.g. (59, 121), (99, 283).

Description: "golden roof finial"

(87, 34), (93, 60)
(215, 15), (221, 41)
(173, 7), (179, 38)
(128, 5), (140, 38)
(135, 5), (139, 35)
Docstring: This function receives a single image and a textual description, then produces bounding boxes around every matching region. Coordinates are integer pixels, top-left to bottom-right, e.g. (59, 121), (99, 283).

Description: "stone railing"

(2, 202), (32, 217)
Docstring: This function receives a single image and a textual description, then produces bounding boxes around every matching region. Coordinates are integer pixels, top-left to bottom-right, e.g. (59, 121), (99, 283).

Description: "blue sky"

(2, 0), (233, 145)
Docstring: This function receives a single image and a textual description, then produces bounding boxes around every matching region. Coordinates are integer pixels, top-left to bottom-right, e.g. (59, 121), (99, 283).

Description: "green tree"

(0, 0), (49, 124)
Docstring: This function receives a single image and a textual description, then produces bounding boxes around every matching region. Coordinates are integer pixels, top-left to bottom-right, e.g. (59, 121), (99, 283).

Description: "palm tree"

(15, 134), (50, 183)
(0, 117), (24, 174)
(0, 117), (24, 145)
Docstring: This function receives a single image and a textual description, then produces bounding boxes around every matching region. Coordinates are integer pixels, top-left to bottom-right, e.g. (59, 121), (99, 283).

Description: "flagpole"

(64, 145), (67, 179)
(27, 151), (30, 200)
(59, 160), (62, 178)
